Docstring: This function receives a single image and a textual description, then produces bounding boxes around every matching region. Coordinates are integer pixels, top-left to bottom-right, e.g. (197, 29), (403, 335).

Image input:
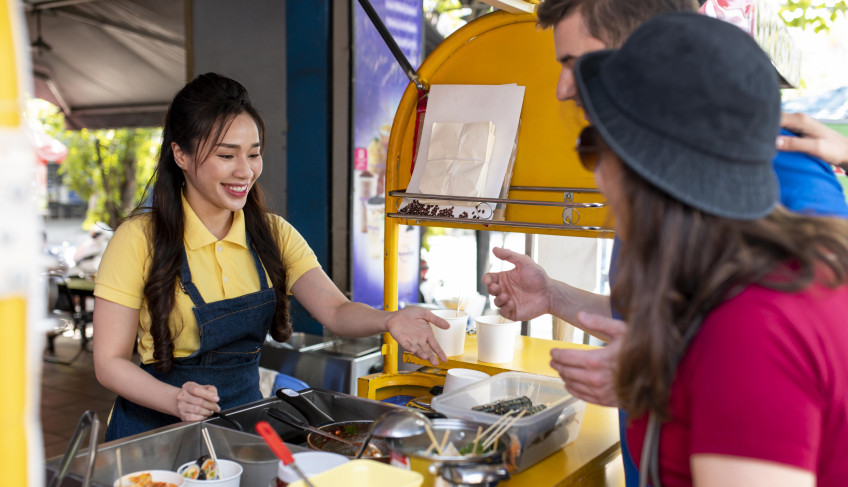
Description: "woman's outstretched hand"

(386, 306), (450, 366)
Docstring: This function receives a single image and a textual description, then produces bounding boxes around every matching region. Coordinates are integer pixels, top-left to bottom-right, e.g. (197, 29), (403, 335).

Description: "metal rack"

(388, 187), (613, 232)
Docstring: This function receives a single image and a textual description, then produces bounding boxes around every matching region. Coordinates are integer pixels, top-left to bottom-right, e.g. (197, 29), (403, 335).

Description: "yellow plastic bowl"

(288, 459), (422, 487)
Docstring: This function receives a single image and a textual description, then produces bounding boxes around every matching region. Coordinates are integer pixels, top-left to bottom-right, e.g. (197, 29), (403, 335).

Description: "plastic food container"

(430, 371), (586, 470)
(287, 459), (423, 487)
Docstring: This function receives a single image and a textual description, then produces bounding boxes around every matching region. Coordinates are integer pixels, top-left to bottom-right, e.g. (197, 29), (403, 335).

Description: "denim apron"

(105, 236), (276, 441)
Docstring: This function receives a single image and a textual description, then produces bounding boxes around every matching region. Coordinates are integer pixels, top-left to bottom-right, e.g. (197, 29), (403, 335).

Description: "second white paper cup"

(475, 315), (520, 363)
(429, 309), (469, 356)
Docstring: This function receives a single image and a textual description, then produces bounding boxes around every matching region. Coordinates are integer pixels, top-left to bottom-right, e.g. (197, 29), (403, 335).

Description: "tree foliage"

(35, 102), (159, 230)
(780, 0), (848, 32)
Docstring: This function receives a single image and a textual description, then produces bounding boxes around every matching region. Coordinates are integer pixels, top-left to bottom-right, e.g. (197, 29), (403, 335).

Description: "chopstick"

(201, 426), (219, 480)
(116, 447), (124, 487)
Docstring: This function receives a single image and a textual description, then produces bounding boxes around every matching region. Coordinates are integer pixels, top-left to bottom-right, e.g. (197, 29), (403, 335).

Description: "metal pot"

(264, 407), (391, 462)
(386, 418), (518, 487)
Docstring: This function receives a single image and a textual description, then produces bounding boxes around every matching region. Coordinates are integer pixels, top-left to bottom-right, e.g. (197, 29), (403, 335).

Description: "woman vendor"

(92, 73), (451, 441)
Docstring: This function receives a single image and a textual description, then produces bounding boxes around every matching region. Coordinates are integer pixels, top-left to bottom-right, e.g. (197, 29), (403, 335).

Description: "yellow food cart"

(357, 9), (624, 487)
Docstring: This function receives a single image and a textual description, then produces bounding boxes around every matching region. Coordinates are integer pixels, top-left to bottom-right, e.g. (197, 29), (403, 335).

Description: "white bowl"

(276, 451), (349, 484)
(114, 470), (184, 487)
(177, 459), (243, 486)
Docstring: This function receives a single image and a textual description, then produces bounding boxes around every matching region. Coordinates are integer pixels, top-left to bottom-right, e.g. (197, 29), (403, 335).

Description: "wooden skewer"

(424, 443), (436, 456)
(424, 423), (443, 456)
(484, 409), (527, 450)
(471, 425), (482, 455)
(477, 411), (515, 449)
(478, 409), (514, 439)
(439, 429), (451, 453)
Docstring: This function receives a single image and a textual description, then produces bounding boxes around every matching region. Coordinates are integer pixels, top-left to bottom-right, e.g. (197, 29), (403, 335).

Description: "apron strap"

(246, 232), (270, 290)
(179, 231), (271, 306)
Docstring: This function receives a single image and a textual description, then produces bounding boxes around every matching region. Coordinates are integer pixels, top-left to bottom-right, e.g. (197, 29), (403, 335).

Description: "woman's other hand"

(778, 112), (848, 170)
(175, 382), (220, 422)
(386, 306), (449, 366)
(549, 312), (627, 407)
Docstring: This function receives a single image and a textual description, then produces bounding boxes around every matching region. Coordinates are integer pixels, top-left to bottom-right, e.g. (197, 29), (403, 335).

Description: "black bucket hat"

(574, 13), (781, 220)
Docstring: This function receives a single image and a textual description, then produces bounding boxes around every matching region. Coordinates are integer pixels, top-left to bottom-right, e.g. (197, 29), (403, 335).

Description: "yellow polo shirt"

(94, 196), (321, 364)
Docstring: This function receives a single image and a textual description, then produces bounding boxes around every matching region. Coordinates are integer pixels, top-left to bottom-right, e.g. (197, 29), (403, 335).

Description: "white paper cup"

(429, 309), (469, 357)
(178, 459), (243, 486)
(114, 470), (184, 487)
(475, 315), (520, 363)
(276, 452), (348, 485)
(443, 368), (490, 394)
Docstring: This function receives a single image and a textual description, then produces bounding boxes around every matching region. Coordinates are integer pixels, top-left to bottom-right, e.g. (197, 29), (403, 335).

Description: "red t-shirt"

(627, 279), (848, 486)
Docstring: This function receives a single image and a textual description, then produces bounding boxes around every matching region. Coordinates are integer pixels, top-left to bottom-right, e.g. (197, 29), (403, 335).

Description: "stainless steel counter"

(45, 388), (400, 487)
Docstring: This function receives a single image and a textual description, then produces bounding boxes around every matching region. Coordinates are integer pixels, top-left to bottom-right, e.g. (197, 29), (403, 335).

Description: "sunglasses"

(575, 126), (605, 172)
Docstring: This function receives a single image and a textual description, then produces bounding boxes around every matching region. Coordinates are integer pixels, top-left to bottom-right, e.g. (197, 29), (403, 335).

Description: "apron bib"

(106, 235), (276, 441)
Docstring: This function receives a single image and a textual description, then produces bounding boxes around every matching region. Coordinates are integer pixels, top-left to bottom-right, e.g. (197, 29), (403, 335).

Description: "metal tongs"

(47, 410), (100, 487)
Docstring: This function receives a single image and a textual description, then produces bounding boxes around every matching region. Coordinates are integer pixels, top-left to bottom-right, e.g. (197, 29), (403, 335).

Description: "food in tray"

(180, 455), (217, 480)
(471, 395), (547, 416)
(123, 472), (179, 487)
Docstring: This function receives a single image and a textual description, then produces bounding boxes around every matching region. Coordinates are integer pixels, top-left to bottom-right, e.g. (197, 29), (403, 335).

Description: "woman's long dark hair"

(612, 160), (848, 420)
(130, 73), (291, 373)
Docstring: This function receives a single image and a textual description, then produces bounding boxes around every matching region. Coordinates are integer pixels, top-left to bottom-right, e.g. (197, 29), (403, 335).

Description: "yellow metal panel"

(0, 0), (20, 127)
(357, 371), (445, 400)
(385, 11), (613, 238)
(402, 335), (595, 377)
(0, 296), (28, 487)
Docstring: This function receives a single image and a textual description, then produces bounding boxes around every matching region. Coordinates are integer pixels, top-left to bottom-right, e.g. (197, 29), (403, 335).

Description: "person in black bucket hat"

(569, 12), (848, 487)
(574, 12), (780, 220)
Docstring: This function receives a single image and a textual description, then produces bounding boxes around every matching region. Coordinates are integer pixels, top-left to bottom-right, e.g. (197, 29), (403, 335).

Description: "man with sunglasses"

(482, 0), (848, 485)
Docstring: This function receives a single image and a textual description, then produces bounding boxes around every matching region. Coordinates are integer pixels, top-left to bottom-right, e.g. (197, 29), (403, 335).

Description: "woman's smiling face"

(174, 112), (262, 222)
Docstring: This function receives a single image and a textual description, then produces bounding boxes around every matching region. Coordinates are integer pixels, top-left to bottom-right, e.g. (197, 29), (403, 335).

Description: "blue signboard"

(352, 0), (422, 309)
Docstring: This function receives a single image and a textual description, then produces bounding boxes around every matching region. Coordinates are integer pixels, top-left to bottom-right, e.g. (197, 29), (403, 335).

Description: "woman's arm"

(692, 454), (814, 487)
(290, 268), (450, 365)
(92, 297), (221, 421)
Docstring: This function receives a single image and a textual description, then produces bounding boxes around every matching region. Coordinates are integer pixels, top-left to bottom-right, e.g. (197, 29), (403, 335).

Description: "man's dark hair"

(537, 0), (698, 48)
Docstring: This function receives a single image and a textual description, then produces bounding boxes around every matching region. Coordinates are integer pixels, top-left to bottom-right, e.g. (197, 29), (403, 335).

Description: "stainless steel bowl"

(387, 418), (517, 487)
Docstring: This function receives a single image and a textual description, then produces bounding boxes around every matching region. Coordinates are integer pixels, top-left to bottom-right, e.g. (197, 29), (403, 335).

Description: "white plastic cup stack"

(443, 368), (490, 394)
(475, 315), (520, 363)
(429, 309), (469, 357)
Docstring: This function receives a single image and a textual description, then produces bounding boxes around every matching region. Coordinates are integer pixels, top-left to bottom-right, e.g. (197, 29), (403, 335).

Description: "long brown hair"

(129, 73), (291, 373)
(612, 161), (848, 419)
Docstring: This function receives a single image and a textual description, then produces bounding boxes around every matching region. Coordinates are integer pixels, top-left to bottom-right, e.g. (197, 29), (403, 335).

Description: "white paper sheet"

(401, 84), (525, 220)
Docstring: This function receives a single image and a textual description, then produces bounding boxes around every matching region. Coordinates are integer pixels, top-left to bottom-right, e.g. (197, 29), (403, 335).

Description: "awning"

(24, 0), (186, 130)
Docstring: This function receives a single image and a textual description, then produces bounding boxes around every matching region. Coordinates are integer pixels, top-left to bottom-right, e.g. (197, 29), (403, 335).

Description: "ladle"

(265, 407), (381, 456)
(354, 409), (431, 459)
(255, 421), (316, 487)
